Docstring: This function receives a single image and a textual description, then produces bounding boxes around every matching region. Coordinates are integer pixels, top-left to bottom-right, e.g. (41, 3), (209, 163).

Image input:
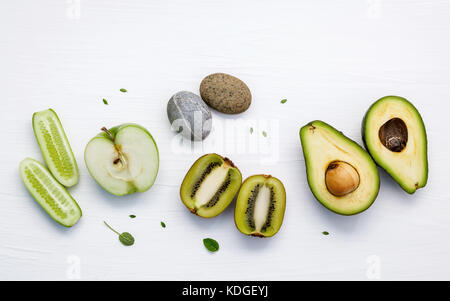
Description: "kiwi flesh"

(180, 153), (242, 218)
(235, 175), (286, 237)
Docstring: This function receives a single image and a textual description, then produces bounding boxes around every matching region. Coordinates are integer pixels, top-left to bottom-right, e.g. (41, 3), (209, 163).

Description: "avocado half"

(362, 96), (428, 194)
(300, 121), (380, 215)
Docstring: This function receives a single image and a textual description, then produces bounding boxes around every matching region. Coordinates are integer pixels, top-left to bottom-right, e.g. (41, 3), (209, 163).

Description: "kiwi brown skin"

(234, 174), (286, 238)
(222, 157), (236, 168)
(180, 153), (242, 218)
(251, 233), (266, 238)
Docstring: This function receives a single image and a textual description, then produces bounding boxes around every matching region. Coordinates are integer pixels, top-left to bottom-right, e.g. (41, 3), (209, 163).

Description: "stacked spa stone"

(200, 73), (251, 114)
(167, 91), (212, 141)
(167, 73), (251, 141)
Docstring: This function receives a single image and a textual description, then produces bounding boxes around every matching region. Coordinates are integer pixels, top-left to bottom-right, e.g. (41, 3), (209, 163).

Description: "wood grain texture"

(1, 0), (450, 280)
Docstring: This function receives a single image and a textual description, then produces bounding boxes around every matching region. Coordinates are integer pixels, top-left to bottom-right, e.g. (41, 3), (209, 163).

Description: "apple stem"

(101, 127), (115, 142)
(101, 126), (127, 168)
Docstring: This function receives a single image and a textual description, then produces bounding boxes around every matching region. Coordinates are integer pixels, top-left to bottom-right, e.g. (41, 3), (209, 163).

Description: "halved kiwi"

(180, 153), (242, 218)
(235, 175), (286, 237)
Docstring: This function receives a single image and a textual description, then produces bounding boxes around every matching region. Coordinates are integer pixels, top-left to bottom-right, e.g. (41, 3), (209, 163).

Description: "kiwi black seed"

(235, 175), (286, 237)
(261, 186), (276, 232)
(205, 171), (232, 208)
(190, 161), (220, 198)
(180, 153), (242, 218)
(244, 183), (261, 230)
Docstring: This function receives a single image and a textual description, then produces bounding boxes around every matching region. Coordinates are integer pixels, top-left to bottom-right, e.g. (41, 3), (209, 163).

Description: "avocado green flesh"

(235, 175), (286, 237)
(19, 158), (82, 227)
(33, 109), (79, 187)
(362, 96), (428, 194)
(84, 124), (159, 196)
(180, 154), (242, 218)
(300, 121), (379, 215)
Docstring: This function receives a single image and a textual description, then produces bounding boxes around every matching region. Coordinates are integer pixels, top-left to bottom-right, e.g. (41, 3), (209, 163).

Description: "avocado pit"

(378, 118), (408, 152)
(325, 161), (360, 197)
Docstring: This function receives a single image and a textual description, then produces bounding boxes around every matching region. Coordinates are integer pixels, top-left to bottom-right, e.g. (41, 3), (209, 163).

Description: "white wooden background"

(1, 0), (449, 280)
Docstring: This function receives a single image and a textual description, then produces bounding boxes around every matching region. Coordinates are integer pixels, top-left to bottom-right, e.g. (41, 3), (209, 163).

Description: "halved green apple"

(84, 124), (159, 196)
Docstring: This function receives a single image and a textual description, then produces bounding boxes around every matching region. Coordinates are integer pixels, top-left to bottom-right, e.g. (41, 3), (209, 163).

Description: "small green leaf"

(322, 231), (329, 235)
(120, 88), (127, 93)
(119, 232), (135, 246)
(281, 99), (287, 104)
(103, 98), (109, 105)
(262, 131), (267, 137)
(203, 238), (219, 252)
(129, 215), (136, 218)
(250, 127), (253, 134)
(161, 221), (166, 228)
(104, 221), (135, 246)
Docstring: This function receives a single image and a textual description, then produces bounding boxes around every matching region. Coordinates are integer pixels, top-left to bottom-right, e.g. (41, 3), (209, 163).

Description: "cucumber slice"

(33, 109), (79, 187)
(19, 158), (82, 227)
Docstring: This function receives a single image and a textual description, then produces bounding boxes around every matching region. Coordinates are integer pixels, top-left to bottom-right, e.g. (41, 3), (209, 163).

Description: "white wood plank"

(0, 0), (449, 280)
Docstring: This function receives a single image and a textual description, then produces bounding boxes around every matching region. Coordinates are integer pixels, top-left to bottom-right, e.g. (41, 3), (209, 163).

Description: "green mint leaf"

(161, 221), (166, 228)
(203, 238), (219, 252)
(250, 127), (253, 134)
(103, 98), (109, 105)
(322, 231), (329, 235)
(120, 88), (127, 93)
(129, 215), (136, 218)
(104, 221), (135, 246)
(119, 232), (135, 246)
(281, 99), (287, 104)
(262, 131), (267, 137)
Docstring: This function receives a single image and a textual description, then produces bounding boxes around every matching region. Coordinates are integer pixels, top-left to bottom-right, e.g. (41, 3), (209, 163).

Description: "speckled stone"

(199, 73), (251, 114)
(167, 91), (212, 141)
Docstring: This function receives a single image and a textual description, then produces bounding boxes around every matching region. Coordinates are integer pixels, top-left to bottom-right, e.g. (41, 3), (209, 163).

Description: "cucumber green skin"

(300, 120), (380, 216)
(32, 109), (79, 187)
(84, 123), (159, 196)
(19, 158), (82, 227)
(361, 96), (428, 194)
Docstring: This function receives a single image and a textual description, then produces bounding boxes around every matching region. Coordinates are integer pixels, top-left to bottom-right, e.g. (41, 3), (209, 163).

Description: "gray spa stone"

(167, 91), (212, 141)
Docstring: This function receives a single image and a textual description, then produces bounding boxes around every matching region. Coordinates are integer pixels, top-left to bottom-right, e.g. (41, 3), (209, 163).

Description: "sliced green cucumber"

(19, 158), (82, 227)
(33, 109), (79, 187)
